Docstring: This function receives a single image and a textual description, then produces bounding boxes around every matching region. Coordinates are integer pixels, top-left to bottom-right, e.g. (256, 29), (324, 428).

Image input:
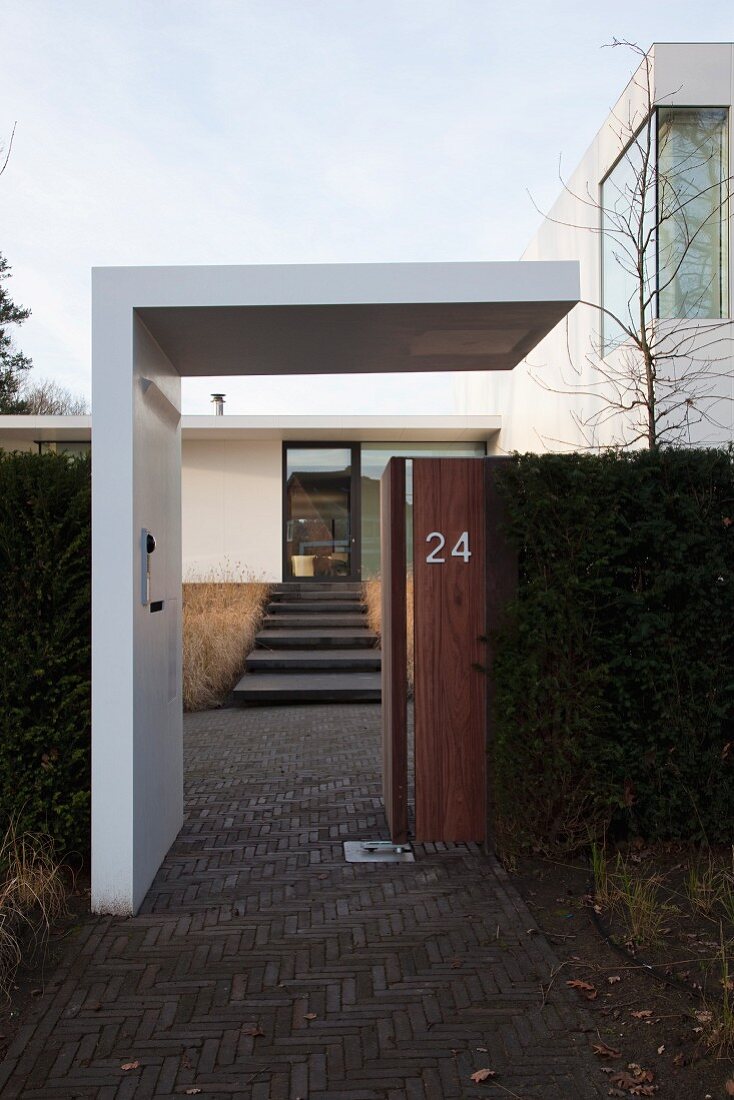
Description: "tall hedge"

(492, 449), (734, 853)
(0, 450), (91, 855)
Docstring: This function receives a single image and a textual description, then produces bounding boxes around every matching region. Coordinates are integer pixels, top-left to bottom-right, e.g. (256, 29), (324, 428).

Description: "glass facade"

(284, 446), (355, 579)
(601, 107), (729, 352)
(657, 108), (728, 319)
(601, 131), (656, 351)
(37, 440), (91, 457)
(360, 442), (486, 578)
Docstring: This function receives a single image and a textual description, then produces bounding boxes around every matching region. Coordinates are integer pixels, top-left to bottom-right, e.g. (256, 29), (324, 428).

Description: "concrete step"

(246, 648), (382, 672)
(267, 600), (364, 614)
(231, 671), (381, 704)
(271, 582), (362, 593)
(256, 628), (379, 649)
(263, 612), (368, 629)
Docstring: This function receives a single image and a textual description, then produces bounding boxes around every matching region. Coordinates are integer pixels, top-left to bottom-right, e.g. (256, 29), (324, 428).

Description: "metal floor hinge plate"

(343, 840), (415, 863)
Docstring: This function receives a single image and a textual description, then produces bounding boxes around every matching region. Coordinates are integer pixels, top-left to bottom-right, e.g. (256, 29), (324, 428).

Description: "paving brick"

(0, 704), (607, 1098)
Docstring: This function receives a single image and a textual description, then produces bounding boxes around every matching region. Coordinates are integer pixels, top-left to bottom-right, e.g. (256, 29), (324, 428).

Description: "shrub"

(362, 574), (415, 689)
(183, 570), (269, 711)
(0, 451), (91, 856)
(492, 449), (734, 853)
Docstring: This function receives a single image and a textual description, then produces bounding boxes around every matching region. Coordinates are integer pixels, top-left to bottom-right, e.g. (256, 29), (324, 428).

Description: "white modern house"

(0, 41), (731, 914)
(0, 412), (499, 582)
(457, 41), (733, 451)
(3, 45), (733, 580)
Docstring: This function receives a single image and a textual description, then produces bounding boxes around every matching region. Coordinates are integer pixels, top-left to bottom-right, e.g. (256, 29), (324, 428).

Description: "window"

(360, 442), (486, 578)
(657, 108), (728, 319)
(601, 107), (729, 352)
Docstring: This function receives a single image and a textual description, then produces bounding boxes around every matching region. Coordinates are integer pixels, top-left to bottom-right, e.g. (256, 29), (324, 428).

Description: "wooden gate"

(380, 458), (408, 844)
(380, 457), (515, 845)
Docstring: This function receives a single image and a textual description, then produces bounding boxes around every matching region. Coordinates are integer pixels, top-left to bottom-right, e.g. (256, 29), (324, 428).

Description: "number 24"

(425, 531), (471, 564)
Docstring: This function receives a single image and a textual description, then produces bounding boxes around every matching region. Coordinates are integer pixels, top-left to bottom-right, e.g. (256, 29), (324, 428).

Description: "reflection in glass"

(285, 447), (353, 579)
(658, 108), (728, 319)
(360, 443), (486, 578)
(601, 131), (656, 352)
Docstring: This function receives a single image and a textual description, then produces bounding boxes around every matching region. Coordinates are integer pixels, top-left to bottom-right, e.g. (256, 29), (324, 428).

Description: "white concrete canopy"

(0, 413), (501, 445)
(91, 260), (579, 914)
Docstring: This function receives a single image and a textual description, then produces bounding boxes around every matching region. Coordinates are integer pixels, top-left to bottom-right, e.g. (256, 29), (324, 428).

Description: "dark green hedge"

(0, 450), (91, 855)
(492, 449), (734, 853)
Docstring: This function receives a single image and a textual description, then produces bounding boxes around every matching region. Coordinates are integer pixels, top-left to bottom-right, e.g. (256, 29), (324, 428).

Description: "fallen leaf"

(120, 1061), (140, 1071)
(695, 1009), (713, 1024)
(672, 1053), (684, 1068)
(656, 1044), (664, 1054)
(185, 1091), (202, 1097)
(631, 1010), (652, 1019)
(470, 1068), (496, 1083)
(304, 1013), (317, 1021)
(592, 1040), (621, 1058)
(725, 1080), (734, 1096)
(242, 1026), (265, 1037)
(609, 1063), (657, 1095)
(607, 975), (621, 984)
(566, 979), (598, 1000)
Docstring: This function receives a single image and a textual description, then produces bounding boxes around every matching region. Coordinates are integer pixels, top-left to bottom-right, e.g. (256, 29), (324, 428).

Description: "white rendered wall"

(457, 43), (734, 451)
(182, 439), (282, 581)
(0, 435), (35, 452)
(92, 297), (182, 914)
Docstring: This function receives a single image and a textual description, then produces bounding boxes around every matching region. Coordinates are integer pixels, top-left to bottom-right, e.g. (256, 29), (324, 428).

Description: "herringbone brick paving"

(0, 705), (606, 1098)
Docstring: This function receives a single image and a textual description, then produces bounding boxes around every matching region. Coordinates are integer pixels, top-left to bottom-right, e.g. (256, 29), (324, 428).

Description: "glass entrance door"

(283, 445), (360, 580)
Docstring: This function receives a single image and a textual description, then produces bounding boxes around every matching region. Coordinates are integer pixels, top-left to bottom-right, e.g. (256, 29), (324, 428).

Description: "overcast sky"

(1, 2), (732, 415)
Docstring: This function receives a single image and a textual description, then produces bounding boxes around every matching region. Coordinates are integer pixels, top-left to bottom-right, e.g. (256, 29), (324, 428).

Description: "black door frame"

(282, 441), (362, 582)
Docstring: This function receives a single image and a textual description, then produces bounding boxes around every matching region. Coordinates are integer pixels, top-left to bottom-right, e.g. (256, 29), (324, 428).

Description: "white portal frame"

(91, 260), (579, 914)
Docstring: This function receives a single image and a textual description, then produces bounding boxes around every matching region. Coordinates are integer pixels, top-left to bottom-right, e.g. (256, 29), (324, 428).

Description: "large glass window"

(360, 442), (486, 578)
(601, 107), (729, 352)
(657, 108), (728, 319)
(285, 446), (355, 579)
(601, 128), (657, 352)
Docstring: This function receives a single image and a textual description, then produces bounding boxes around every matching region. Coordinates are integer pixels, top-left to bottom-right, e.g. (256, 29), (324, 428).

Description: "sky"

(1, 1), (732, 415)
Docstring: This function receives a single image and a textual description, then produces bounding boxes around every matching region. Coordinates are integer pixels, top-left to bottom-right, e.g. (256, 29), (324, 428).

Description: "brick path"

(0, 705), (606, 1099)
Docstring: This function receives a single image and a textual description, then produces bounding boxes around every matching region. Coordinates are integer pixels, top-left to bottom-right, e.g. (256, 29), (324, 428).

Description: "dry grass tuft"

(0, 818), (67, 997)
(362, 575), (414, 689)
(183, 567), (270, 711)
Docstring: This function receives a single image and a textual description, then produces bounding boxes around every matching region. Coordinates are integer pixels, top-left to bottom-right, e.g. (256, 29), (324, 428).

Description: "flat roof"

(0, 414), (501, 443)
(94, 260), (579, 376)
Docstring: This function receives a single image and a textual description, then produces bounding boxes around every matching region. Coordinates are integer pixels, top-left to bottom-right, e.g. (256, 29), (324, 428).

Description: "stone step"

(263, 612), (368, 629)
(268, 585), (363, 602)
(230, 671), (381, 704)
(246, 648), (382, 672)
(267, 600), (364, 613)
(256, 628), (379, 650)
(271, 582), (363, 594)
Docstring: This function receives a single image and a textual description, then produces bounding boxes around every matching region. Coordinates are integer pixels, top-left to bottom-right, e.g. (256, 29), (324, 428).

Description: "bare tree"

(530, 41), (733, 450)
(20, 377), (89, 415)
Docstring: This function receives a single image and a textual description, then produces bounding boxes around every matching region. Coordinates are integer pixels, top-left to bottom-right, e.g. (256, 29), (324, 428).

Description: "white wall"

(182, 439), (282, 581)
(0, 435), (35, 452)
(457, 43), (734, 452)
(92, 287), (183, 915)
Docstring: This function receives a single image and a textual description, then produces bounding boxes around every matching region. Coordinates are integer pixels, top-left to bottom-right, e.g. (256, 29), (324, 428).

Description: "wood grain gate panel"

(413, 459), (486, 842)
(380, 457), (408, 843)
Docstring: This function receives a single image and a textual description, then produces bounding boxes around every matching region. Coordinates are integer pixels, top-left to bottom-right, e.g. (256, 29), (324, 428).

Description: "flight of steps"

(230, 582), (382, 704)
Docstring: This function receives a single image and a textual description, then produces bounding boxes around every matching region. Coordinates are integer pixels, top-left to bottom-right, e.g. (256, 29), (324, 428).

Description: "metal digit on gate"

(451, 531), (471, 562)
(425, 531), (446, 563)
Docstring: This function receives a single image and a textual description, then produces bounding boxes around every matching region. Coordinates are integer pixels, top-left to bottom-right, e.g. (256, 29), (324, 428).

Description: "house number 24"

(425, 531), (471, 564)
